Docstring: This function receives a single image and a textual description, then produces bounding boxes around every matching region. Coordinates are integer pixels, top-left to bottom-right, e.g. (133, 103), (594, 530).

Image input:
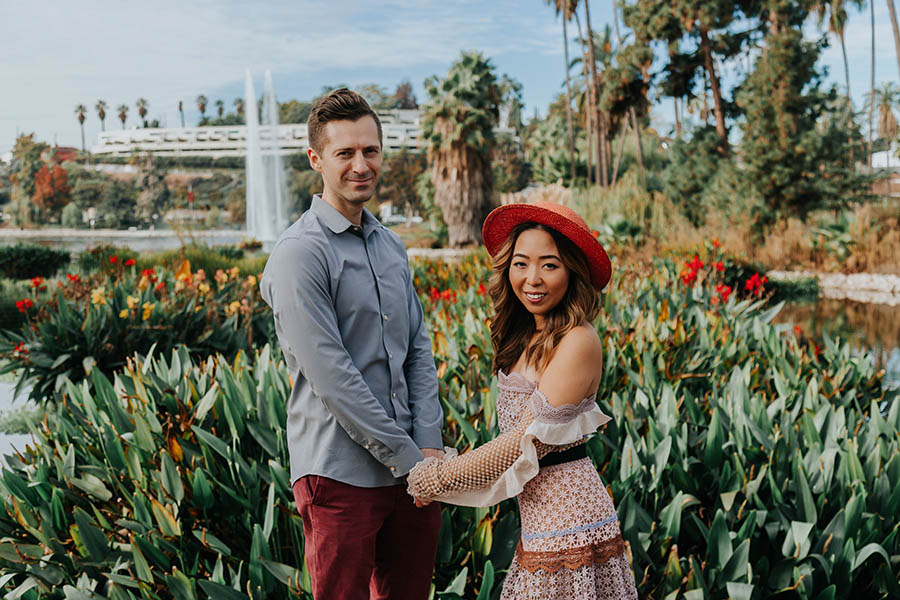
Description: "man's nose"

(351, 151), (368, 172)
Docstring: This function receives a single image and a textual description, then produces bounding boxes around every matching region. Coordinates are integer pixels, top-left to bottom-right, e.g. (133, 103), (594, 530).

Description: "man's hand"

(414, 448), (444, 507)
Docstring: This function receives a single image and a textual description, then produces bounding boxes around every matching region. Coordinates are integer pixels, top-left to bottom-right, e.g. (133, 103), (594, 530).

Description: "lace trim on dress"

(497, 369), (538, 393)
(529, 389), (597, 424)
(515, 535), (627, 574)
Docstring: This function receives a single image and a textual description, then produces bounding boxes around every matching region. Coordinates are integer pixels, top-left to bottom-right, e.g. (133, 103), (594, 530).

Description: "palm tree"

(816, 0), (863, 103)
(888, 0), (900, 81)
(178, 101), (185, 127)
(871, 82), (899, 141)
(117, 104), (129, 129)
(870, 0), (876, 170)
(136, 98), (149, 127)
(74, 104), (87, 152)
(215, 99), (224, 118)
(234, 97), (245, 116)
(95, 100), (108, 131)
(547, 0), (578, 185)
(423, 51), (501, 248)
(196, 95), (208, 122)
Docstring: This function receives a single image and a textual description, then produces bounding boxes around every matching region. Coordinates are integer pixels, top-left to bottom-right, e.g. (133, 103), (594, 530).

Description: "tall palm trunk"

(575, 12), (597, 185)
(611, 0), (644, 178)
(699, 25), (729, 155)
(562, 12), (577, 184)
(582, 0), (603, 186)
(79, 122), (85, 152)
(674, 97), (682, 137)
(870, 0), (876, 171)
(611, 121), (628, 185)
(840, 32), (851, 98)
(888, 0), (900, 81)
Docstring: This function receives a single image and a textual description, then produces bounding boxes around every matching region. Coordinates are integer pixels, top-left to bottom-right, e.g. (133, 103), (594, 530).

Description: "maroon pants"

(293, 475), (441, 600)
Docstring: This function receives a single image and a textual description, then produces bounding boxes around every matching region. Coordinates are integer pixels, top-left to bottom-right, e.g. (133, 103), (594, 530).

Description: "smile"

(524, 292), (546, 302)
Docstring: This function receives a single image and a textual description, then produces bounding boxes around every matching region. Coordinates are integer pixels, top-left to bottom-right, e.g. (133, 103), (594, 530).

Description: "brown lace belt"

(538, 444), (587, 468)
(515, 535), (627, 573)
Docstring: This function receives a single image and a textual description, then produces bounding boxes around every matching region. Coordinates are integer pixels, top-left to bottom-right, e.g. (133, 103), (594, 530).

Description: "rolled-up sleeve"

(402, 267), (444, 450)
(261, 237), (424, 476)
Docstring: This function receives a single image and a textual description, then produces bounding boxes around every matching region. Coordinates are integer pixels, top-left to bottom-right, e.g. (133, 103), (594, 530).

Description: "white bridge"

(90, 109), (427, 157)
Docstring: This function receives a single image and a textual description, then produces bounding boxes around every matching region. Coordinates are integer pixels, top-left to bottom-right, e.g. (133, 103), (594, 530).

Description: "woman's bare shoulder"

(554, 323), (602, 360)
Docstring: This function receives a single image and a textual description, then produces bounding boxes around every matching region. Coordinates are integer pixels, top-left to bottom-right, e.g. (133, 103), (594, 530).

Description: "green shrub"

(0, 280), (29, 333)
(140, 245), (267, 277)
(76, 244), (140, 274)
(0, 403), (39, 434)
(0, 254), (896, 599)
(0, 346), (307, 599)
(0, 244), (70, 279)
(0, 264), (275, 404)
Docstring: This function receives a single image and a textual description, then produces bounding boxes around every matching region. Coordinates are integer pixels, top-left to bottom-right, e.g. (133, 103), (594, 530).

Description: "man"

(259, 88), (444, 600)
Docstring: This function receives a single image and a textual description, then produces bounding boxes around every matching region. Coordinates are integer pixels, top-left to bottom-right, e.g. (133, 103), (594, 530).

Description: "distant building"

(91, 109), (426, 158)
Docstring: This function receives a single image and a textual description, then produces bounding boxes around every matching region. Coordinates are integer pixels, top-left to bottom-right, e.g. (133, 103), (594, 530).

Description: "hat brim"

(482, 204), (612, 291)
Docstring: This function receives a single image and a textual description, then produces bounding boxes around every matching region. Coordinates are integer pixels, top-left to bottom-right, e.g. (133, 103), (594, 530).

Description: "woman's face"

(508, 227), (570, 327)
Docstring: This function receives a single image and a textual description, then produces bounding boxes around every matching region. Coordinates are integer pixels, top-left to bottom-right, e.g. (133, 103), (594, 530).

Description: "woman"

(407, 202), (638, 599)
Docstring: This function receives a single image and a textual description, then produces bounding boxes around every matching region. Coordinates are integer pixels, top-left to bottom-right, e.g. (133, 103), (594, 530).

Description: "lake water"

(776, 298), (900, 390)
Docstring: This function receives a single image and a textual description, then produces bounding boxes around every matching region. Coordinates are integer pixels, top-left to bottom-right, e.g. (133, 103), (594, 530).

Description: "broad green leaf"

(72, 507), (109, 563)
(197, 581), (249, 600)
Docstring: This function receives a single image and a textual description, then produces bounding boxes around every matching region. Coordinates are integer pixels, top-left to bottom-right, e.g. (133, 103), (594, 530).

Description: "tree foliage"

(423, 51), (501, 247)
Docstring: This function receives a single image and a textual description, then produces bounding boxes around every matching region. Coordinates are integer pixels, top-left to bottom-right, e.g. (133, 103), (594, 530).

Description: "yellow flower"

(214, 269), (228, 285)
(245, 275), (257, 288)
(225, 300), (241, 316)
(228, 267), (240, 279)
(126, 295), (139, 310)
(198, 282), (210, 294)
(174, 280), (185, 292)
(90, 287), (107, 307)
(142, 302), (155, 321)
(119, 309), (129, 318)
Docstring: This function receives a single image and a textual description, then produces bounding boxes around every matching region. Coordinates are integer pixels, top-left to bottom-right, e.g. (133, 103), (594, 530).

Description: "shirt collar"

(311, 195), (379, 238)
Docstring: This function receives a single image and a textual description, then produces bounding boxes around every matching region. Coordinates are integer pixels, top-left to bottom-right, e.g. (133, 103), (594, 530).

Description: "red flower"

(680, 269), (697, 286)
(744, 273), (768, 297)
(794, 325), (802, 337)
(429, 287), (440, 301)
(477, 283), (487, 296)
(66, 273), (81, 283)
(155, 281), (166, 291)
(12, 342), (27, 356)
(715, 283), (732, 303)
(31, 276), (44, 288)
(687, 255), (704, 272)
(124, 258), (136, 267)
(109, 255), (118, 264)
(712, 238), (720, 248)
(713, 261), (724, 272)
(15, 298), (34, 313)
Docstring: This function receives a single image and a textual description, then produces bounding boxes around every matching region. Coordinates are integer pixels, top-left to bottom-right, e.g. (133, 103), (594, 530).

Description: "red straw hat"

(482, 201), (612, 290)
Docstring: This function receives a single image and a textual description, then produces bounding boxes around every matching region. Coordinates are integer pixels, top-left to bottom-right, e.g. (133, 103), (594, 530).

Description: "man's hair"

(307, 88), (383, 154)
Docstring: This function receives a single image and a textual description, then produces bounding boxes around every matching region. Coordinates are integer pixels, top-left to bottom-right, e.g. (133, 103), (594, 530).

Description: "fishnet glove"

(407, 413), (557, 499)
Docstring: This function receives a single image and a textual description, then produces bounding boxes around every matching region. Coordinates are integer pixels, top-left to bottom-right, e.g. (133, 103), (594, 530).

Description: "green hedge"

(0, 253), (896, 599)
(0, 244), (70, 280)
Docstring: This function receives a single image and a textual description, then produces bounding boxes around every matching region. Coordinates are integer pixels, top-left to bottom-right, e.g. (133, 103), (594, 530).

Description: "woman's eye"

(543, 264), (558, 270)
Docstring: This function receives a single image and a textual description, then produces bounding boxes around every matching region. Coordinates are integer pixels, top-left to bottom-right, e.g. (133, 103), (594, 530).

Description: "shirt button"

(392, 393), (397, 398)
(388, 353), (393, 359)
(383, 314), (388, 320)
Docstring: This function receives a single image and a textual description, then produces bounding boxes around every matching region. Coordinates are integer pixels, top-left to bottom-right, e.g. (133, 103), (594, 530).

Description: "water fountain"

(245, 69), (289, 244)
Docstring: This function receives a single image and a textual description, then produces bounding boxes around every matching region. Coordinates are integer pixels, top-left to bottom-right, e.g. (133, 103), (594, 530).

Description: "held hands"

(412, 448), (445, 507)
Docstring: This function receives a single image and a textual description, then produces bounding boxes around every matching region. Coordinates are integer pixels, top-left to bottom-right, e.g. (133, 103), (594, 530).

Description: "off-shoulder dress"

(408, 371), (638, 599)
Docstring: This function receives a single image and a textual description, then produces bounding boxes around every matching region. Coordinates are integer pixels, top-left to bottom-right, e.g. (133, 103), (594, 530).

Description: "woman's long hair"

(489, 222), (599, 375)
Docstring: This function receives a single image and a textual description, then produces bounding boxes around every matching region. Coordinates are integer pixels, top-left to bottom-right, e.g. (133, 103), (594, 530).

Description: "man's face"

(308, 116), (382, 207)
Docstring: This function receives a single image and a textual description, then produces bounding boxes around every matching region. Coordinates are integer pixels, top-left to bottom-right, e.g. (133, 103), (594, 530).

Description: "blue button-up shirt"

(260, 196), (443, 487)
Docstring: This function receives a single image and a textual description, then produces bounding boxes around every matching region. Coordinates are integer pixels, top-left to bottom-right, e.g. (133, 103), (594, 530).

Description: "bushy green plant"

(76, 245), (140, 275)
(0, 254), (896, 599)
(0, 280), (30, 333)
(0, 263), (274, 404)
(411, 254), (898, 598)
(140, 245), (267, 277)
(0, 244), (70, 280)
(0, 345), (307, 599)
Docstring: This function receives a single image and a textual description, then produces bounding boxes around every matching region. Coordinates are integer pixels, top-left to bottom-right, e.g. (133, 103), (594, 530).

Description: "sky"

(1, 0), (898, 157)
